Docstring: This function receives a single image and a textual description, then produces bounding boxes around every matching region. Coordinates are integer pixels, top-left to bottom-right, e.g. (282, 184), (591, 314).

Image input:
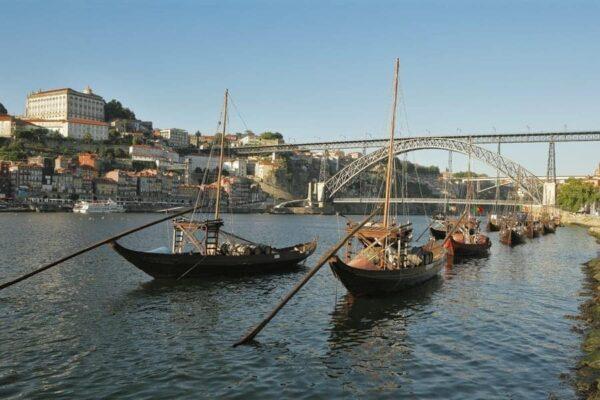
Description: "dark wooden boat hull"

(542, 223), (556, 234)
(487, 220), (500, 232)
(328, 255), (445, 297)
(499, 228), (526, 246)
(445, 236), (491, 258)
(430, 226), (447, 240)
(111, 240), (317, 279)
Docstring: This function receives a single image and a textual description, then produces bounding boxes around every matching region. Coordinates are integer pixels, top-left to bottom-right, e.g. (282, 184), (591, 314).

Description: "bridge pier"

(307, 181), (327, 208)
(542, 182), (556, 206)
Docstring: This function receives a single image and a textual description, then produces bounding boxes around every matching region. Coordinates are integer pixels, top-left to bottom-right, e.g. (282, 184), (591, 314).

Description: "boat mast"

(383, 58), (400, 229)
(214, 89), (229, 219)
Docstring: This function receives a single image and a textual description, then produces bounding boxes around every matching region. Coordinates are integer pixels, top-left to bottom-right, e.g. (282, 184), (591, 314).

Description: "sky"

(1, 0), (599, 176)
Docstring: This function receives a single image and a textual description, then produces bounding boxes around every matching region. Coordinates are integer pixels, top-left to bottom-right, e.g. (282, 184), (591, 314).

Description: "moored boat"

(73, 199), (125, 213)
(327, 59), (447, 297)
(499, 216), (527, 246)
(111, 238), (316, 278)
(487, 213), (501, 232)
(445, 229), (491, 258)
(110, 90), (316, 279)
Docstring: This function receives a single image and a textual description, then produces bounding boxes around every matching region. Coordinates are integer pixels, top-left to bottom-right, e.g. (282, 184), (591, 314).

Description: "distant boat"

(73, 199), (125, 214)
(486, 213), (501, 232)
(499, 214), (527, 246)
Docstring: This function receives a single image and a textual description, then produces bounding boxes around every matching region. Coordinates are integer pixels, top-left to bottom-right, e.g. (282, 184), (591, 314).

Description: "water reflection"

(328, 277), (443, 348)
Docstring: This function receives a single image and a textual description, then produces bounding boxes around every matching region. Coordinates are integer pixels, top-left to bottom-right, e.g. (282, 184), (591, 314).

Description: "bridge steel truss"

(233, 131), (600, 155)
(323, 137), (545, 204)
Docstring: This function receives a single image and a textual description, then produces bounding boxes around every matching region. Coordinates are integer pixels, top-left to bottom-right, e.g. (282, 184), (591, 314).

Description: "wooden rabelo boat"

(111, 90), (316, 279)
(429, 214), (448, 240)
(328, 59), (447, 297)
(444, 223), (491, 258)
(525, 214), (543, 239)
(499, 215), (527, 246)
(442, 144), (491, 258)
(486, 213), (501, 232)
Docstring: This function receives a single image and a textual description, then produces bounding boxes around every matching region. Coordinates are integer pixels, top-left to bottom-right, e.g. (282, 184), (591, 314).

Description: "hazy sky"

(1, 0), (599, 175)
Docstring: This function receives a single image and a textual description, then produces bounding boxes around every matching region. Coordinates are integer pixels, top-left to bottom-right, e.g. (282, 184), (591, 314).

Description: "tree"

(108, 129), (121, 143)
(83, 132), (93, 143)
(14, 127), (48, 143)
(259, 131), (283, 140)
(0, 141), (26, 161)
(114, 148), (128, 158)
(557, 178), (600, 212)
(104, 99), (136, 122)
(0, 103), (7, 115)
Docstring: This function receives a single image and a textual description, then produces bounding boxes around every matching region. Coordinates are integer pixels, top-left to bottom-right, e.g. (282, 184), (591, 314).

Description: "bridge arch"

(324, 137), (544, 204)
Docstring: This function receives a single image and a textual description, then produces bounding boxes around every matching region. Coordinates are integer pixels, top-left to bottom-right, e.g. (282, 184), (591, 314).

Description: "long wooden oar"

(0, 207), (197, 291)
(233, 205), (381, 347)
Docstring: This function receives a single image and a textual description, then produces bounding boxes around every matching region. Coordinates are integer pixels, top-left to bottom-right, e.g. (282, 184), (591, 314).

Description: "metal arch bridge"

(323, 137), (545, 204)
(234, 131), (600, 155)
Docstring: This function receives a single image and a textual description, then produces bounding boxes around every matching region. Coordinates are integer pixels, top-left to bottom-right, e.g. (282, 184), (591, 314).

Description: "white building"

(223, 159), (248, 176)
(182, 154), (220, 171)
(23, 87), (109, 140)
(159, 128), (189, 148)
(0, 115), (15, 137)
(129, 145), (180, 163)
(26, 86), (105, 121)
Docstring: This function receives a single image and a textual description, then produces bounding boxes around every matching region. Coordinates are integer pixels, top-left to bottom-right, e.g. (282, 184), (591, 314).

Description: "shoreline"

(575, 226), (600, 398)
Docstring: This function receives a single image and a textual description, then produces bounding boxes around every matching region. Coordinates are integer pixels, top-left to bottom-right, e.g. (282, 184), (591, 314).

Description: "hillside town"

(1, 86), (599, 213)
(0, 86), (400, 211)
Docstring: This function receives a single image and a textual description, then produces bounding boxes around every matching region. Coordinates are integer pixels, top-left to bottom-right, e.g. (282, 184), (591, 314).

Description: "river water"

(0, 213), (598, 399)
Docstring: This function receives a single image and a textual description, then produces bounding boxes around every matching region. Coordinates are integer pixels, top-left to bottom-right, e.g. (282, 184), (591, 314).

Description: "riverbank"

(576, 226), (600, 398)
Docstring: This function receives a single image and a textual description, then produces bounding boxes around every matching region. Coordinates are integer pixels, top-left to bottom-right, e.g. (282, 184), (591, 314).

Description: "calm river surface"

(1, 213), (598, 399)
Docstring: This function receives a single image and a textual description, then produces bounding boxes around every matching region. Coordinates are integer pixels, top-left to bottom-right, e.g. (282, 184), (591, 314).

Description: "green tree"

(14, 127), (48, 143)
(0, 103), (7, 115)
(259, 131), (283, 140)
(114, 148), (128, 158)
(132, 136), (143, 145)
(0, 141), (27, 161)
(83, 132), (93, 143)
(557, 178), (600, 212)
(104, 99), (136, 122)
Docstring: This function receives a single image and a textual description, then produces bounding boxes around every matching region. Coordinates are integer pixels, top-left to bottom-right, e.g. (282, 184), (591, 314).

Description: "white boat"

(73, 199), (125, 214)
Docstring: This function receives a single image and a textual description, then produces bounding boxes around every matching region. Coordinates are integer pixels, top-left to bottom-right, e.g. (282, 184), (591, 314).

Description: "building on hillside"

(23, 87), (108, 140)
(52, 169), (75, 195)
(129, 145), (180, 163)
(105, 169), (138, 199)
(9, 163), (43, 194)
(78, 152), (100, 170)
(24, 118), (109, 141)
(26, 86), (104, 121)
(110, 119), (153, 135)
(0, 115), (39, 137)
(221, 176), (264, 206)
(0, 115), (13, 137)
(347, 152), (363, 159)
(93, 178), (118, 199)
(255, 159), (285, 183)
(223, 159), (248, 176)
(54, 155), (71, 171)
(136, 169), (163, 199)
(159, 128), (189, 148)
(73, 165), (98, 180)
(238, 134), (284, 147)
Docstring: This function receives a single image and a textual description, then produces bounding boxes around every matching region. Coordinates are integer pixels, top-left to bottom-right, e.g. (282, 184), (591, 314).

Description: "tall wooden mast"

(383, 58), (400, 228)
(214, 89), (228, 219)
